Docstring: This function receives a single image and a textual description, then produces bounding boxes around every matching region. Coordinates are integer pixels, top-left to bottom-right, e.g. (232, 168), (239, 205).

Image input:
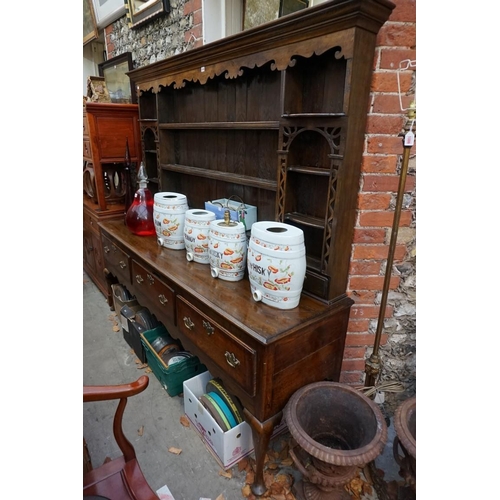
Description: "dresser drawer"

(177, 296), (256, 396)
(131, 259), (175, 325)
(83, 209), (99, 236)
(102, 235), (132, 285)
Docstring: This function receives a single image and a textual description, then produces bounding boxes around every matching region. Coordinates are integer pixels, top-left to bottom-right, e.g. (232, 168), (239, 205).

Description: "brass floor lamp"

(364, 60), (416, 389)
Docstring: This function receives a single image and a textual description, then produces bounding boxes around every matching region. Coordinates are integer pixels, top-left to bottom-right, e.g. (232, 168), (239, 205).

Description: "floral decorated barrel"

(208, 215), (247, 282)
(247, 221), (306, 310)
(183, 209), (216, 264)
(153, 192), (189, 250)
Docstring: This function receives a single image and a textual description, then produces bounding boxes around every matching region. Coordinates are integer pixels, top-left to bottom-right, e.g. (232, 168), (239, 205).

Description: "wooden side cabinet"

(83, 102), (142, 301)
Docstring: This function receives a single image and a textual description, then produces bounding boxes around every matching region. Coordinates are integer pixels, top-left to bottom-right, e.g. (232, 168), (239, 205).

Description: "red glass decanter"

(125, 162), (155, 236)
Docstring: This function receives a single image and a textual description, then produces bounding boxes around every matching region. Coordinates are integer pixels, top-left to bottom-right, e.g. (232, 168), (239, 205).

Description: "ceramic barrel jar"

(183, 209), (216, 264)
(247, 221), (306, 310)
(153, 192), (189, 250)
(208, 211), (247, 282)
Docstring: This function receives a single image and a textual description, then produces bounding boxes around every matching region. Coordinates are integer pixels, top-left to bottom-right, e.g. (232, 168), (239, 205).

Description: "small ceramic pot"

(183, 209), (216, 264)
(153, 192), (189, 250)
(247, 221), (306, 310)
(208, 218), (247, 282)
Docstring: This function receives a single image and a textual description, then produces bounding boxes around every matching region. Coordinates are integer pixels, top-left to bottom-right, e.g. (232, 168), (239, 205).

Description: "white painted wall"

(83, 42), (105, 96)
(203, 0), (243, 45)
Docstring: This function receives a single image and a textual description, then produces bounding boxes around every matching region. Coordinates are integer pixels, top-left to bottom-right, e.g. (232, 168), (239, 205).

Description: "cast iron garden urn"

(393, 396), (416, 489)
(284, 381), (388, 500)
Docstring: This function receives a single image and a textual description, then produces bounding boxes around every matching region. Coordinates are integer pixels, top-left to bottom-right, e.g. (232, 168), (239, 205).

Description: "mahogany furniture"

(83, 102), (142, 301)
(100, 0), (394, 495)
(83, 375), (159, 500)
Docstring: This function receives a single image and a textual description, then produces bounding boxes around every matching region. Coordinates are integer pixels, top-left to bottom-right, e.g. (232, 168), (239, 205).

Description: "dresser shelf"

(159, 121), (280, 130)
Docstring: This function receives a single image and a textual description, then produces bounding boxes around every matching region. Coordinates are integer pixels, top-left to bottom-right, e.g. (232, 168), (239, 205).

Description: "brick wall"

(183, 0), (203, 48)
(104, 0), (417, 402)
(340, 0), (416, 405)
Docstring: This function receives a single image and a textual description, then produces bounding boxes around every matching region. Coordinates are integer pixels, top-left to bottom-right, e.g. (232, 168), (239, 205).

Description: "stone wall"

(105, 0), (202, 68)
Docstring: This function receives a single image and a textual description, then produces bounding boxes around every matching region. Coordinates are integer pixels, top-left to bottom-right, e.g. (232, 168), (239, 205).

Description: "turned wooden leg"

(103, 267), (118, 309)
(244, 409), (283, 497)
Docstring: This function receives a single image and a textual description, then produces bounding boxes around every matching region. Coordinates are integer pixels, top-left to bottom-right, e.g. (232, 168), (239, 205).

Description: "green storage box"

(140, 325), (207, 397)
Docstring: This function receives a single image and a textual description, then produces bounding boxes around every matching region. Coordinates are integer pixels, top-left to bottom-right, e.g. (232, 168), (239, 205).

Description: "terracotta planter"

(284, 381), (387, 500)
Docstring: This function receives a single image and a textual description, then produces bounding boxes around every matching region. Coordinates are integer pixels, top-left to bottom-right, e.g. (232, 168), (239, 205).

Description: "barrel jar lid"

(154, 192), (188, 207)
(250, 221), (304, 247)
(185, 209), (216, 222)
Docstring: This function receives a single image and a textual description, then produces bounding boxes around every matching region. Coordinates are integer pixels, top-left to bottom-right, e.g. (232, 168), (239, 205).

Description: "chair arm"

(84, 375), (149, 402)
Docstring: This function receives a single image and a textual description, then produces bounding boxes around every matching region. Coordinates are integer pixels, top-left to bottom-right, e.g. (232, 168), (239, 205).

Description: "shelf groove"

(284, 212), (325, 229)
(159, 121), (280, 130)
(160, 163), (277, 191)
(281, 113), (346, 118)
(287, 166), (331, 176)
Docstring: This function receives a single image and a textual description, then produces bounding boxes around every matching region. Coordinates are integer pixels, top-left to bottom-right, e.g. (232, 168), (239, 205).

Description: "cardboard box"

(112, 283), (139, 325)
(119, 303), (144, 331)
(204, 198), (257, 231)
(183, 371), (286, 469)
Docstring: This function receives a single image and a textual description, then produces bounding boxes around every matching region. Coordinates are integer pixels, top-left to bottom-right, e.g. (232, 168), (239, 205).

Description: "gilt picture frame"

(83, 0), (99, 46)
(98, 52), (136, 104)
(279, 0), (309, 17)
(92, 0), (127, 29)
(125, 0), (170, 29)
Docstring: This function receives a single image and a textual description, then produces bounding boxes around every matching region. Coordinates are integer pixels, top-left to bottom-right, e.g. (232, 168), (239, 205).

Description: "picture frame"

(125, 0), (170, 29)
(279, 0), (309, 17)
(92, 0), (127, 29)
(243, 0), (309, 30)
(83, 0), (99, 46)
(98, 52), (136, 104)
(243, 0), (280, 30)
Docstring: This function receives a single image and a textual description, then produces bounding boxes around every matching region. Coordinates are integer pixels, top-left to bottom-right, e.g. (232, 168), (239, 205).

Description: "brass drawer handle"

(119, 260), (127, 269)
(225, 351), (240, 368)
(104, 246), (110, 253)
(183, 316), (195, 330)
(147, 273), (155, 285)
(202, 320), (214, 335)
(135, 274), (144, 284)
(158, 294), (168, 305)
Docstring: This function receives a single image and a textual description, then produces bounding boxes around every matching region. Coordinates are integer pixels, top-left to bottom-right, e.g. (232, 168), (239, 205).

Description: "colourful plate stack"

(199, 378), (245, 431)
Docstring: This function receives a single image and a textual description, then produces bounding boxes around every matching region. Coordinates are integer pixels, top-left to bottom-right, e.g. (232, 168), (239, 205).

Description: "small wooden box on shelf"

(83, 102), (142, 301)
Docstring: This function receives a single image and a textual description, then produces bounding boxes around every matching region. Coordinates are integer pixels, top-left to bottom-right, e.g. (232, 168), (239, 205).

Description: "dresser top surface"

(99, 219), (351, 344)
